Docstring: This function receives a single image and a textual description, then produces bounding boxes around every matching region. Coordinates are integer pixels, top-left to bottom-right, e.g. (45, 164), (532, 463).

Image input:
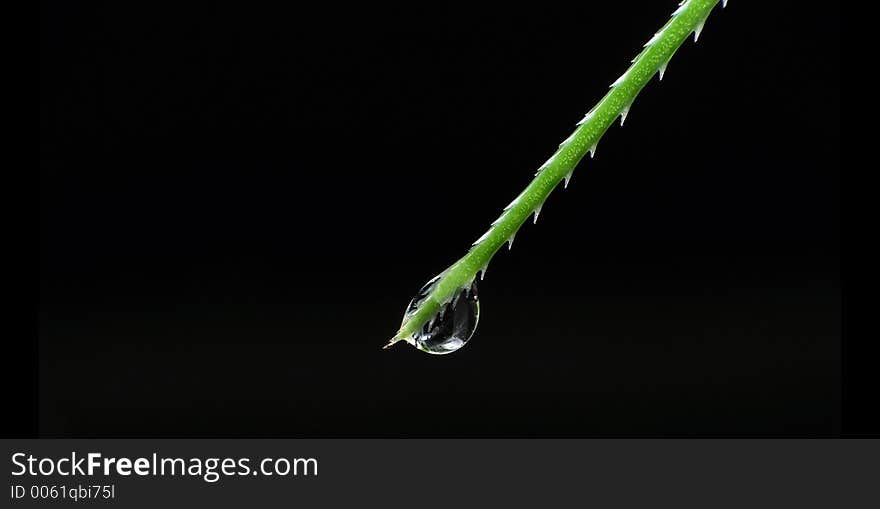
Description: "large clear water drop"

(403, 280), (480, 355)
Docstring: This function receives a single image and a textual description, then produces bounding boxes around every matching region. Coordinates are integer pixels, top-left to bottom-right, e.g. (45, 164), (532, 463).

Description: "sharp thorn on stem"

(577, 112), (594, 125)
(503, 193), (522, 211)
(673, 1), (688, 16)
(472, 230), (491, 246)
(559, 132), (576, 147)
(694, 20), (705, 42)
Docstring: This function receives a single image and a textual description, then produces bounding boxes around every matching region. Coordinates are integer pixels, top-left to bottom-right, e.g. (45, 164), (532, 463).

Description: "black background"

(40, 1), (840, 437)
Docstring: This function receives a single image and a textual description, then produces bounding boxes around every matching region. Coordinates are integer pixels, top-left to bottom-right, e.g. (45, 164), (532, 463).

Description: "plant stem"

(387, 0), (725, 348)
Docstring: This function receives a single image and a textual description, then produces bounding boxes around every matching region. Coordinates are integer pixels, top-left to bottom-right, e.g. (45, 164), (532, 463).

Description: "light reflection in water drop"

(402, 279), (480, 355)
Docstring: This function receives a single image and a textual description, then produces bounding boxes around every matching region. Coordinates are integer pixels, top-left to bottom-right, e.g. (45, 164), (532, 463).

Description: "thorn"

(610, 72), (627, 88)
(644, 32), (661, 47)
(672, 1), (689, 16)
(503, 193), (522, 211)
(507, 232), (516, 250)
(694, 20), (705, 42)
(620, 106), (630, 126)
(383, 338), (401, 350)
(722, 0), (728, 8)
(576, 111), (594, 125)
(479, 265), (488, 280)
(559, 132), (576, 147)
(533, 204), (543, 224)
(564, 170), (574, 189)
(472, 230), (491, 246)
(658, 61), (668, 81)
(589, 144), (598, 158)
(536, 154), (557, 175)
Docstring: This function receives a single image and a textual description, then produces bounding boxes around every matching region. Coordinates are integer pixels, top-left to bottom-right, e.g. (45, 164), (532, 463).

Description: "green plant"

(387, 0), (727, 353)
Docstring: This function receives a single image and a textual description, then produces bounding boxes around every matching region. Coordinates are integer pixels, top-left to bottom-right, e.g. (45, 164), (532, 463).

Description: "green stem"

(388, 0), (724, 347)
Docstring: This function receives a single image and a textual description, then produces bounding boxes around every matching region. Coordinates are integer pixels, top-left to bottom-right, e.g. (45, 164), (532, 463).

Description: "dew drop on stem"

(402, 280), (480, 355)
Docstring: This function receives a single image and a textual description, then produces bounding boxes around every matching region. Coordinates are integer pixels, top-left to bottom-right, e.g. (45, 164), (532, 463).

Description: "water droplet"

(404, 280), (480, 355)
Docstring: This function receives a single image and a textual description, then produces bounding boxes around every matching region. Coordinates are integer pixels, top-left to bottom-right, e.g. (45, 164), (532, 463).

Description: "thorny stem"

(387, 0), (726, 348)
